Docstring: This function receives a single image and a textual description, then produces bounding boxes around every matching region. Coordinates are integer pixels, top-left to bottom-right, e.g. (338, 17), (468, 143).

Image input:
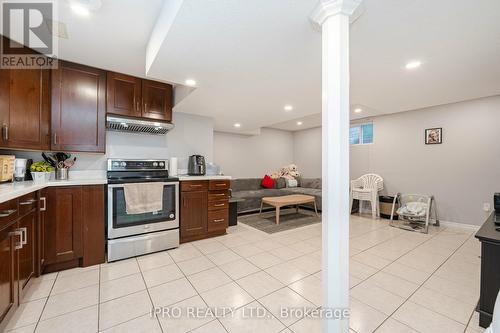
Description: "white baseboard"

(438, 220), (480, 231)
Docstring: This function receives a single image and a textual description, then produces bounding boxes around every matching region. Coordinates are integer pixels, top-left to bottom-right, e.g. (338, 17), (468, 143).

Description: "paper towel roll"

(169, 157), (178, 176)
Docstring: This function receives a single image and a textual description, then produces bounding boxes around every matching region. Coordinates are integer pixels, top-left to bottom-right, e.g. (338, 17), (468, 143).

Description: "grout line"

(136, 257), (165, 333)
(370, 230), (478, 331)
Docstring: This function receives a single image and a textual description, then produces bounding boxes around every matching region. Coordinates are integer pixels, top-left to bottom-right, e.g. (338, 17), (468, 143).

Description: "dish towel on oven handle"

(123, 182), (164, 214)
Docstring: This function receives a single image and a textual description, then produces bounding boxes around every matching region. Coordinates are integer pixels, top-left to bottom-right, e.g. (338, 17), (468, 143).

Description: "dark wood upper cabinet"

(142, 79), (172, 121)
(0, 68), (50, 150)
(44, 186), (83, 265)
(107, 72), (142, 118)
(107, 72), (173, 122)
(51, 61), (106, 153)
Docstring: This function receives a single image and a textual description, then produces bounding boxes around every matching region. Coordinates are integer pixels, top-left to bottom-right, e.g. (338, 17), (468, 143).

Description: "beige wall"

(292, 95), (500, 225)
(293, 127), (322, 178)
(213, 128), (294, 178)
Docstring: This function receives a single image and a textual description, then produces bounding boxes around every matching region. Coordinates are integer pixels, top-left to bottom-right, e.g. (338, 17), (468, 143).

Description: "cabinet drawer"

(18, 192), (37, 217)
(0, 198), (19, 229)
(208, 190), (229, 201)
(181, 181), (209, 192)
(208, 200), (229, 211)
(209, 180), (230, 191)
(208, 210), (228, 232)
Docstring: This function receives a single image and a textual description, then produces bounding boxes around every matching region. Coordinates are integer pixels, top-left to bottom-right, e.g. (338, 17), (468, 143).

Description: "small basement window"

(350, 123), (373, 145)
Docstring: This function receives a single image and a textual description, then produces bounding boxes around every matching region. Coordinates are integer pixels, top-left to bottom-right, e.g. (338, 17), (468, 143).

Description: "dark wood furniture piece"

(0, 185), (105, 329)
(107, 72), (173, 122)
(180, 180), (230, 243)
(0, 36), (174, 154)
(0, 192), (38, 331)
(51, 61), (106, 153)
(0, 68), (51, 151)
(475, 212), (500, 328)
(41, 185), (105, 273)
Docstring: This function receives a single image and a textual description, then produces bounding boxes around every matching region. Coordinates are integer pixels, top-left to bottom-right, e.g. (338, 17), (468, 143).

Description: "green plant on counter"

(30, 161), (54, 173)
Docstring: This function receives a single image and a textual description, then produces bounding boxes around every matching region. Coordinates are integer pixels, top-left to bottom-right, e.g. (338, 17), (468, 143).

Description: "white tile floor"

(5, 214), (483, 333)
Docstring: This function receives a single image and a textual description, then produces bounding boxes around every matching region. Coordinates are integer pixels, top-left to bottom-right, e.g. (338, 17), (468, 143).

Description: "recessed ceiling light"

(234, 123), (241, 128)
(70, 3), (90, 16)
(185, 79), (197, 87)
(284, 105), (293, 111)
(405, 60), (422, 70)
(354, 108), (362, 113)
(296, 121), (303, 126)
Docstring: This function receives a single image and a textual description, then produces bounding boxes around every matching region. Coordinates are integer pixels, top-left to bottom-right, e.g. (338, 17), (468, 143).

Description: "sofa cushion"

(231, 178), (262, 191)
(300, 178), (322, 189)
(274, 177), (286, 189)
(261, 175), (274, 189)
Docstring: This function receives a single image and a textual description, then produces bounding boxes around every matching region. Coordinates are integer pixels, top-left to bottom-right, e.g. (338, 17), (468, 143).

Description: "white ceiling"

(29, 0), (500, 133)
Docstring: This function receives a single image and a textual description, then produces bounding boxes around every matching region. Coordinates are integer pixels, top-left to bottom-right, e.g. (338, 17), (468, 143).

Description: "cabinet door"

(18, 211), (36, 291)
(106, 72), (142, 118)
(0, 223), (19, 328)
(51, 61), (106, 153)
(39, 189), (47, 271)
(141, 79), (173, 121)
(0, 68), (50, 150)
(44, 187), (83, 265)
(180, 191), (208, 240)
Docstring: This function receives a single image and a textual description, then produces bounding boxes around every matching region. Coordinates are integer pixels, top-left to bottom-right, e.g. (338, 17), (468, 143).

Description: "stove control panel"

(108, 159), (167, 171)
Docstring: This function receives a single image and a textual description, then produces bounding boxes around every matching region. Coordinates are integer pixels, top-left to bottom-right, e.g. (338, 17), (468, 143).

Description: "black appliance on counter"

(494, 193), (500, 224)
(188, 155), (206, 175)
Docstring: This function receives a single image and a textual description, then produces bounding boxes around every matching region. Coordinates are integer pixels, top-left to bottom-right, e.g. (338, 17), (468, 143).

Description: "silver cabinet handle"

(214, 203), (225, 207)
(2, 124), (8, 141)
(9, 230), (23, 250)
(213, 219), (225, 223)
(20, 199), (37, 205)
(53, 132), (58, 145)
(40, 197), (46, 211)
(215, 183), (226, 187)
(20, 227), (27, 245)
(0, 209), (17, 217)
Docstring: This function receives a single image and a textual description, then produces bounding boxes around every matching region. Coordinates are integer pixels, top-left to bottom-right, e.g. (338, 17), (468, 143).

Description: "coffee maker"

(188, 155), (206, 176)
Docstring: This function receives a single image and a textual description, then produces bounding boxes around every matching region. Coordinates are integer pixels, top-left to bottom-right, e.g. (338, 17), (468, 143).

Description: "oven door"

(107, 182), (179, 239)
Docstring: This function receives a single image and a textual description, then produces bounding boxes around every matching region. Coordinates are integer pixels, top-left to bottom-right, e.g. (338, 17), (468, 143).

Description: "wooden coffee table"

(259, 194), (319, 225)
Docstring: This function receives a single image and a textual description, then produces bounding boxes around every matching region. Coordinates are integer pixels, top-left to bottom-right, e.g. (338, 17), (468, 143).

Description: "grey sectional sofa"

(230, 178), (322, 213)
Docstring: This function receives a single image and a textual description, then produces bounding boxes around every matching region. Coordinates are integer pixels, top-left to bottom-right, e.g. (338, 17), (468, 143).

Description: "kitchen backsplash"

(0, 112), (214, 172)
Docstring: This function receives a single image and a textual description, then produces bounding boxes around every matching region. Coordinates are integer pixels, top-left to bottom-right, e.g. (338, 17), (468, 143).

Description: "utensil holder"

(55, 168), (68, 180)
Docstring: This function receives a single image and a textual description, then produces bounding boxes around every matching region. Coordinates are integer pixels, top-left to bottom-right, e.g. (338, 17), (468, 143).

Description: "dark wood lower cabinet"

(0, 222), (19, 332)
(18, 211), (36, 292)
(44, 186), (83, 265)
(0, 185), (105, 328)
(180, 191), (208, 240)
(180, 180), (229, 243)
(42, 185), (105, 272)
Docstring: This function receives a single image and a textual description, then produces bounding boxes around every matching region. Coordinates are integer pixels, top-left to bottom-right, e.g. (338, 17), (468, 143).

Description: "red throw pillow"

(261, 175), (274, 189)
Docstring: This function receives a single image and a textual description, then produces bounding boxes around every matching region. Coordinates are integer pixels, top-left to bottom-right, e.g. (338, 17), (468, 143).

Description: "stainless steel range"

(106, 159), (179, 262)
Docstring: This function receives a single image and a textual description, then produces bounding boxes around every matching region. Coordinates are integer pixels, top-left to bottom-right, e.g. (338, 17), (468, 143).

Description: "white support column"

(311, 1), (362, 332)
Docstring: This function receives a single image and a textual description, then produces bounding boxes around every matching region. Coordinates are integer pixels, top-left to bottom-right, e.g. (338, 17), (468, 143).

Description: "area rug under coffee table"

(238, 208), (321, 234)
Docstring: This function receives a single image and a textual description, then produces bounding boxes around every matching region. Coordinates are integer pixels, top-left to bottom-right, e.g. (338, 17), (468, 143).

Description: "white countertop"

(178, 175), (232, 181)
(0, 171), (107, 204)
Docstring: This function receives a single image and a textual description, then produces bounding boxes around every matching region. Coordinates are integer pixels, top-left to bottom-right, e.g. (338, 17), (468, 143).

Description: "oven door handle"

(107, 182), (179, 188)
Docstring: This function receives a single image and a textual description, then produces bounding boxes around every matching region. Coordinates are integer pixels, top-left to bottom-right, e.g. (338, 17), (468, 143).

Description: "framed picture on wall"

(425, 128), (442, 144)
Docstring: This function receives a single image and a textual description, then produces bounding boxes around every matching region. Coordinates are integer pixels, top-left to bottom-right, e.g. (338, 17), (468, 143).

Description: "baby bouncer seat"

(390, 193), (439, 234)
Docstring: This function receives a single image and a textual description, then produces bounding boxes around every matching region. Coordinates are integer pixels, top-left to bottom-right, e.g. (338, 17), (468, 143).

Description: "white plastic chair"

(349, 174), (384, 219)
